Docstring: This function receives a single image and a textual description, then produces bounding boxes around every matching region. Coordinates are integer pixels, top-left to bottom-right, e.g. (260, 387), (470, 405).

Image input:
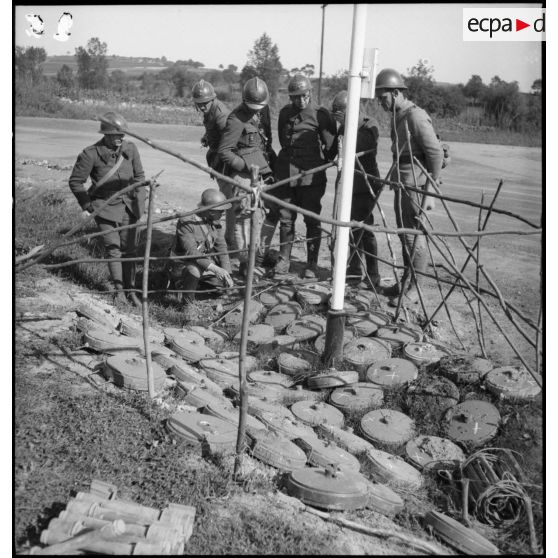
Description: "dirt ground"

(14, 117), (543, 554)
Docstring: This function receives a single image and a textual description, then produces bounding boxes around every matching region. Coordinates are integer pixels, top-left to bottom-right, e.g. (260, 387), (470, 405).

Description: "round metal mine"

(363, 447), (423, 490)
(249, 430), (307, 471)
(343, 337), (392, 375)
(233, 324), (275, 347)
(437, 354), (494, 384)
(484, 365), (541, 400)
(314, 330), (354, 353)
(294, 437), (360, 472)
(105, 355), (166, 392)
(248, 369), (295, 388)
(307, 369), (359, 390)
(366, 481), (404, 516)
(329, 383), (384, 413)
(259, 285), (296, 307)
(295, 283), (331, 306)
(286, 315), (326, 342)
(257, 410), (317, 441)
(405, 376), (460, 417)
(375, 324), (423, 349)
(290, 400), (345, 428)
(166, 411), (237, 450)
(345, 313), (381, 337)
(403, 341), (451, 366)
(170, 334), (215, 363)
(223, 300), (263, 327)
(445, 400), (501, 447)
(360, 409), (416, 452)
(405, 435), (465, 471)
(285, 467), (369, 511)
(186, 326), (228, 352)
(365, 358), (418, 388)
(163, 327), (205, 346)
(264, 302), (302, 333)
(277, 348), (317, 377)
(202, 403), (266, 432)
(84, 329), (141, 353)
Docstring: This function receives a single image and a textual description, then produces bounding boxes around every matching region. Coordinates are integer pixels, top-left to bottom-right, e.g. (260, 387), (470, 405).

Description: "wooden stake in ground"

(234, 165), (260, 478)
(476, 192), (488, 357)
(142, 178), (158, 399)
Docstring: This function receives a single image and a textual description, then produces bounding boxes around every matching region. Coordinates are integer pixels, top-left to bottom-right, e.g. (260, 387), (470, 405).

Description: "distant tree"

(245, 33), (283, 99)
(222, 64), (239, 85)
(15, 46), (47, 84)
(322, 70), (348, 97)
(175, 58), (204, 68)
(463, 74), (486, 103)
(75, 37), (109, 89)
(56, 64), (74, 89)
(289, 67), (300, 77)
(109, 69), (128, 93)
(301, 63), (315, 78)
(218, 64), (224, 69)
(161, 55), (167, 64)
(481, 76), (524, 129)
(170, 67), (199, 97)
(531, 78), (542, 95)
(239, 64), (258, 85)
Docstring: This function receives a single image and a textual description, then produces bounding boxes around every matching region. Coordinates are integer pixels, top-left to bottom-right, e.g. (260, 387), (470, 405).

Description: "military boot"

(303, 237), (320, 279)
(113, 283), (128, 305)
(274, 223), (293, 275)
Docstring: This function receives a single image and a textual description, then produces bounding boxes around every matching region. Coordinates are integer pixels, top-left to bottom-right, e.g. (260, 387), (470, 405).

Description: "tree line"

(15, 35), (541, 133)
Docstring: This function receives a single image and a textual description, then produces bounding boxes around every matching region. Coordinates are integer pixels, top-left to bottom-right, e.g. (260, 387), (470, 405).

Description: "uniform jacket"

(390, 99), (443, 181)
(170, 213), (231, 272)
(202, 98), (231, 170)
(69, 139), (146, 222)
(275, 100), (337, 186)
(217, 103), (273, 177)
(338, 116), (380, 195)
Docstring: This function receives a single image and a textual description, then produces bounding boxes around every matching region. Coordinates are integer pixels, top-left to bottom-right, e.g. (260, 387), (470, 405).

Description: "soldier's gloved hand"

(208, 263), (234, 287)
(201, 136), (208, 148)
(81, 204), (94, 219)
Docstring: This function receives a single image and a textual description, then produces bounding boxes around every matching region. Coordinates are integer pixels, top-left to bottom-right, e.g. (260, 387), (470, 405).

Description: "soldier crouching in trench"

(166, 189), (234, 303)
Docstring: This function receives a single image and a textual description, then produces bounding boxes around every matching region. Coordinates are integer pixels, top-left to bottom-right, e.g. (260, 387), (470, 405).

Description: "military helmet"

(99, 112), (127, 135)
(242, 77), (269, 110)
(331, 90), (348, 114)
(198, 189), (232, 210)
(375, 68), (407, 94)
(192, 80), (216, 103)
(288, 74), (312, 96)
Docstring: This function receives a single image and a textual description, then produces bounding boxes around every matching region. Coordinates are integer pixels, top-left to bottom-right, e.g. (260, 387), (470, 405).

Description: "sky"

(14, 3), (543, 92)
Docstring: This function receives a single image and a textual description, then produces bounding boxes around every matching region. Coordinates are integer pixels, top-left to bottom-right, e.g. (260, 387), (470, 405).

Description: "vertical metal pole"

(142, 181), (156, 398)
(234, 165), (260, 478)
(324, 3), (367, 366)
(318, 4), (327, 105)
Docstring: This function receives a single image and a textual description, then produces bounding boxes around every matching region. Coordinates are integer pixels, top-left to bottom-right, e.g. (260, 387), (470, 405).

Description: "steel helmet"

(331, 90), (348, 114)
(98, 112), (127, 135)
(375, 68), (407, 95)
(192, 80), (216, 103)
(198, 188), (232, 209)
(288, 74), (312, 96)
(242, 77), (269, 110)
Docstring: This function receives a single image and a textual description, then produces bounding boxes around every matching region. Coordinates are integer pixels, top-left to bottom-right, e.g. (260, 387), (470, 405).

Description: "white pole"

(330, 3), (368, 310)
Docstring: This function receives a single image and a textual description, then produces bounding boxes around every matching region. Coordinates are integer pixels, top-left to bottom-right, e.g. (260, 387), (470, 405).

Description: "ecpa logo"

(463, 8), (545, 41)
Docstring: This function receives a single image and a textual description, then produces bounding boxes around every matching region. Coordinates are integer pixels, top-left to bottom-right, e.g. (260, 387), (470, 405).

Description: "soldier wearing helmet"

(375, 68), (443, 306)
(331, 91), (382, 290)
(69, 111), (146, 307)
(167, 188), (234, 302)
(217, 76), (276, 278)
(191, 80), (235, 251)
(259, 73), (337, 278)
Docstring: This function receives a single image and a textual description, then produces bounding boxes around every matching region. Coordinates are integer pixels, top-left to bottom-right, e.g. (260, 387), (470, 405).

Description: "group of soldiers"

(68, 68), (445, 307)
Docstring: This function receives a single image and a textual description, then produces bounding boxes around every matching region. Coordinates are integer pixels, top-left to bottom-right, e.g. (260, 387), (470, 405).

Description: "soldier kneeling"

(167, 189), (234, 302)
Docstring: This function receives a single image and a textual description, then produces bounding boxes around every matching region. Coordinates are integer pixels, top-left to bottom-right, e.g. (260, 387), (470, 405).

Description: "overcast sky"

(15, 3), (542, 92)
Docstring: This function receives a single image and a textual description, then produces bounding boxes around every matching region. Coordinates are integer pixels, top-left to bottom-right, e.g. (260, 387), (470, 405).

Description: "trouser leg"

(95, 216), (124, 288)
(217, 179), (236, 252)
(297, 183), (326, 268)
(120, 210), (139, 292)
(180, 263), (202, 302)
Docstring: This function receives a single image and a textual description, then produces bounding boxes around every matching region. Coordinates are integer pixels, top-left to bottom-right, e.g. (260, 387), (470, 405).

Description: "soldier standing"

(69, 112), (146, 307)
(259, 74), (337, 278)
(167, 189), (233, 302)
(375, 68), (443, 305)
(217, 77), (275, 278)
(191, 79), (234, 250)
(330, 91), (382, 290)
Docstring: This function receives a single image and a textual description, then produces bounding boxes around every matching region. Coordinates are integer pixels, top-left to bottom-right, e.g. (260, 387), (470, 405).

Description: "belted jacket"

(69, 139), (146, 222)
(275, 100), (337, 186)
(390, 99), (443, 182)
(170, 213), (231, 273)
(202, 98), (231, 170)
(338, 116), (380, 195)
(217, 103), (273, 177)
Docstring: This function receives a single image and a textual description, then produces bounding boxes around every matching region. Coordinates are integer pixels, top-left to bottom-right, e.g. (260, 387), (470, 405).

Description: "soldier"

(375, 68), (443, 305)
(69, 112), (146, 307)
(217, 77), (275, 278)
(167, 189), (234, 302)
(330, 91), (382, 290)
(259, 74), (337, 279)
(191, 79), (234, 250)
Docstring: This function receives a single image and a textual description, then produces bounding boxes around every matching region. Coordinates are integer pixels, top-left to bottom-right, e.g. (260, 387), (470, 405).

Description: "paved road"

(15, 115), (542, 287)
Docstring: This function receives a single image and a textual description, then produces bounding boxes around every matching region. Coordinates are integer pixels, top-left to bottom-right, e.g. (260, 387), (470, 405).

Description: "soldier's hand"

(81, 210), (92, 219)
(208, 264), (234, 287)
(201, 136), (209, 148)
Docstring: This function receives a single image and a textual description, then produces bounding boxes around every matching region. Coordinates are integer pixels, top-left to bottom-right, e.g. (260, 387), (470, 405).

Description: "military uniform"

(167, 213), (231, 300)
(69, 138), (145, 291)
(217, 103), (273, 265)
(389, 99), (443, 278)
(338, 116), (381, 284)
(200, 98), (234, 248)
(263, 100), (337, 269)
